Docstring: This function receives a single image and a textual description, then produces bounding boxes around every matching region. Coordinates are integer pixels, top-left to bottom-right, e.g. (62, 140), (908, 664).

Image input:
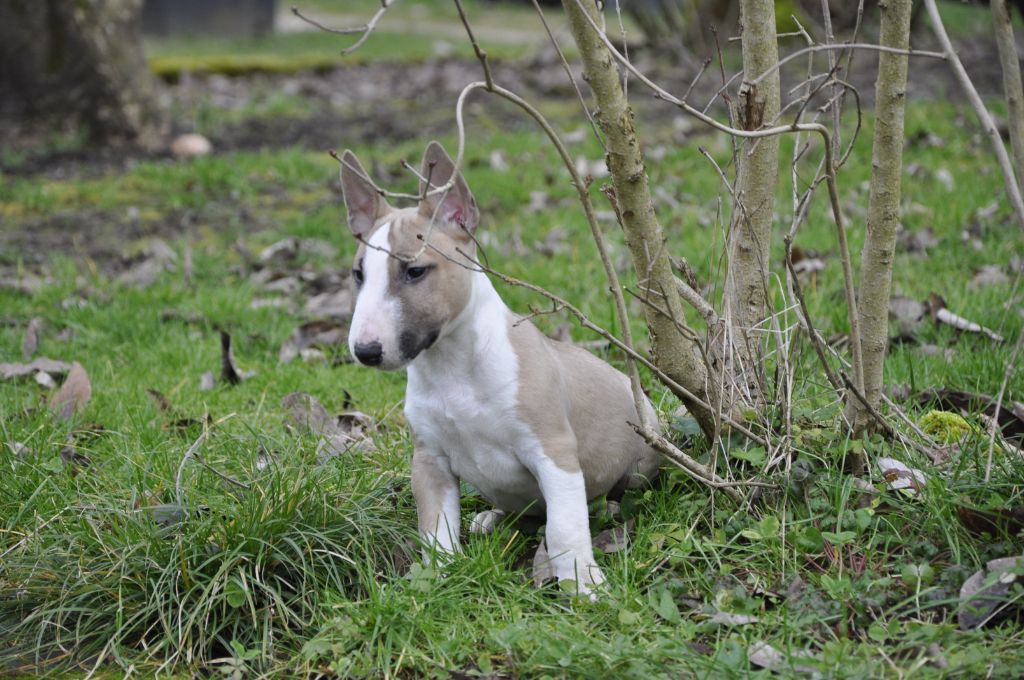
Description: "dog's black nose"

(353, 341), (384, 366)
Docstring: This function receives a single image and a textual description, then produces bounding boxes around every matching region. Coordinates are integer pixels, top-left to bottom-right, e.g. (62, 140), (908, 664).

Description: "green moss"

(920, 410), (974, 442)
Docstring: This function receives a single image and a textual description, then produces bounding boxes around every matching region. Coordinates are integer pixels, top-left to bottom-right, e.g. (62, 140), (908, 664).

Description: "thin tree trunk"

(992, 0), (1024, 191)
(845, 0), (913, 434)
(561, 0), (727, 436)
(724, 0), (781, 411)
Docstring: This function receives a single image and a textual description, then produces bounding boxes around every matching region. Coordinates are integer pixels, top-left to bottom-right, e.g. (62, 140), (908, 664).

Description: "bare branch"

(924, 0), (1024, 230)
(291, 1), (395, 55)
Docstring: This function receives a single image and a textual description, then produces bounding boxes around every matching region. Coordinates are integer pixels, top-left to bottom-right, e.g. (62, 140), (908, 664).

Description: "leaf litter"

(281, 392), (375, 463)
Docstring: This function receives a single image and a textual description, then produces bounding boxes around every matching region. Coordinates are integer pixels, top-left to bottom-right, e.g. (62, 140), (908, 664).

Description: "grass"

(4, 4), (1024, 674)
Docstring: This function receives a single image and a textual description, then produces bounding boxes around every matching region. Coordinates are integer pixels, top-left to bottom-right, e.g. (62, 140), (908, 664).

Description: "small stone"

(171, 133), (213, 158)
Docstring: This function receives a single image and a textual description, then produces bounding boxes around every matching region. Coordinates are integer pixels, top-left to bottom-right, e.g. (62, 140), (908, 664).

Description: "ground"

(1, 1), (1024, 677)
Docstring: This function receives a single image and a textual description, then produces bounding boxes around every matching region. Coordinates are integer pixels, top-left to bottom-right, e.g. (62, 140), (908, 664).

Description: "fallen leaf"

(34, 371), (56, 390)
(304, 288), (355, 320)
(59, 443), (91, 472)
(896, 225), (940, 254)
(708, 612), (759, 626)
(279, 320), (349, 364)
(532, 539), (556, 587)
(593, 519), (634, 554)
(116, 239), (178, 289)
(970, 265), (1009, 289)
(0, 357), (71, 380)
(7, 441), (32, 459)
(49, 362), (91, 421)
(0, 272), (48, 294)
(889, 296), (926, 338)
(218, 329), (255, 385)
(955, 500), (1024, 538)
(926, 294), (1004, 343)
(281, 392), (374, 462)
(747, 640), (818, 674)
(21, 317), (42, 360)
(877, 457), (926, 493)
(489, 150), (509, 171)
(958, 556), (1024, 630)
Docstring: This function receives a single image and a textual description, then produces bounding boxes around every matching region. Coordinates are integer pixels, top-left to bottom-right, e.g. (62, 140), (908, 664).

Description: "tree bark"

(0, 0), (164, 146)
(992, 0), (1024, 191)
(845, 0), (913, 434)
(561, 0), (726, 436)
(723, 0), (781, 411)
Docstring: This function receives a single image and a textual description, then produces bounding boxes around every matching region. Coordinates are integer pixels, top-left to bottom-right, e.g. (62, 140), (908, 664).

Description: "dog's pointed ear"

(340, 150), (391, 239)
(417, 141), (480, 236)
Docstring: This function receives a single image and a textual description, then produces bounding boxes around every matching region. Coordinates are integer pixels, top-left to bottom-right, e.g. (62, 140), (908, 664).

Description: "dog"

(340, 141), (660, 595)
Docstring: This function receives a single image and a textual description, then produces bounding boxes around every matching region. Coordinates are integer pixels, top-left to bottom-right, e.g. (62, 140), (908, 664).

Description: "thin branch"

(291, 1), (395, 55)
(749, 43), (945, 87)
(924, 0), (1024, 230)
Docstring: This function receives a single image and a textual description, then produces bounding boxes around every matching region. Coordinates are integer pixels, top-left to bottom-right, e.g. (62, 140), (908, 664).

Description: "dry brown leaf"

(281, 392), (375, 462)
(532, 539), (556, 588)
(958, 556), (1024, 630)
(593, 519), (634, 554)
(0, 357), (71, 380)
(927, 294), (1004, 343)
(22, 317), (42, 360)
(48, 362), (92, 421)
(279, 320), (349, 364)
(304, 288), (355, 320)
(970, 265), (1009, 289)
(218, 329), (255, 385)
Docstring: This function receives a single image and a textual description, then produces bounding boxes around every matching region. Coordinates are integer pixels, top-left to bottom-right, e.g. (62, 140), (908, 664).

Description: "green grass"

(2, 91), (1024, 677)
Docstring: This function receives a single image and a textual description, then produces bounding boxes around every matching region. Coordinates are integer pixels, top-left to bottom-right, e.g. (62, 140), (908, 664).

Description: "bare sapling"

(844, 0), (914, 442)
(560, 0), (729, 436)
(723, 0), (782, 412)
(991, 0), (1024, 190)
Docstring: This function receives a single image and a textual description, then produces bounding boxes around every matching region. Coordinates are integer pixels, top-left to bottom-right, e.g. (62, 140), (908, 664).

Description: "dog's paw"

(468, 509), (506, 535)
(533, 539), (605, 599)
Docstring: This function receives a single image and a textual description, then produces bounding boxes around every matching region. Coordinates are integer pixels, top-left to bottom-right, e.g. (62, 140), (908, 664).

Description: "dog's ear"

(340, 150), (391, 239)
(417, 141), (480, 236)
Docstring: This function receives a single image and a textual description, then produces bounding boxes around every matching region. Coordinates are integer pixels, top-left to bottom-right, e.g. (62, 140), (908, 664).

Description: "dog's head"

(340, 141), (481, 370)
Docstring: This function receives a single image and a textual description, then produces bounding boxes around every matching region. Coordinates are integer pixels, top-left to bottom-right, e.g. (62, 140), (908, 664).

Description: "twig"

(985, 331), (1024, 482)
(530, 0), (605, 148)
(749, 43), (945, 87)
(291, 1), (395, 55)
(924, 0), (1024, 230)
(174, 428), (209, 508)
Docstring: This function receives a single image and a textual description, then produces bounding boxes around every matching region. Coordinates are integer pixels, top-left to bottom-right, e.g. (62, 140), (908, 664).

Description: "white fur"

(405, 270), (604, 593)
(348, 223), (404, 369)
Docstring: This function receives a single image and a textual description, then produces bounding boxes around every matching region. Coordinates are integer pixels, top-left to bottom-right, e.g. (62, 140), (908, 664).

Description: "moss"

(920, 410), (974, 442)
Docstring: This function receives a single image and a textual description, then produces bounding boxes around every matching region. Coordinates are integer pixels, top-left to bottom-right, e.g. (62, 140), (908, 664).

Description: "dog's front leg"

(530, 449), (604, 596)
(411, 444), (461, 563)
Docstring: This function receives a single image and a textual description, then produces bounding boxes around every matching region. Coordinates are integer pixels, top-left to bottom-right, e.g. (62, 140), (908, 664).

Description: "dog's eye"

(405, 266), (428, 283)
(353, 269), (365, 286)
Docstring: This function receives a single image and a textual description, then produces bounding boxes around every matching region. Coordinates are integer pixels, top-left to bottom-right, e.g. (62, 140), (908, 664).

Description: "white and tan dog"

(341, 141), (660, 595)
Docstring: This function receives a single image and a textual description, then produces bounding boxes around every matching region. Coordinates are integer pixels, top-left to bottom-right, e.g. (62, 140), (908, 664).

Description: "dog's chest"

(404, 320), (545, 511)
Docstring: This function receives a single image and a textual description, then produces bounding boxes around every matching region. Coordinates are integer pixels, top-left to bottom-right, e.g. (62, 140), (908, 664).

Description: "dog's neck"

(408, 269), (509, 377)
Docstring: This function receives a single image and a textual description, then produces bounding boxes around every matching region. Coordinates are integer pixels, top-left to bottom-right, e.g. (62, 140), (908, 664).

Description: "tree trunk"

(845, 0), (913, 434)
(723, 0), (781, 411)
(561, 0), (728, 437)
(0, 0), (163, 146)
(992, 0), (1024, 191)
